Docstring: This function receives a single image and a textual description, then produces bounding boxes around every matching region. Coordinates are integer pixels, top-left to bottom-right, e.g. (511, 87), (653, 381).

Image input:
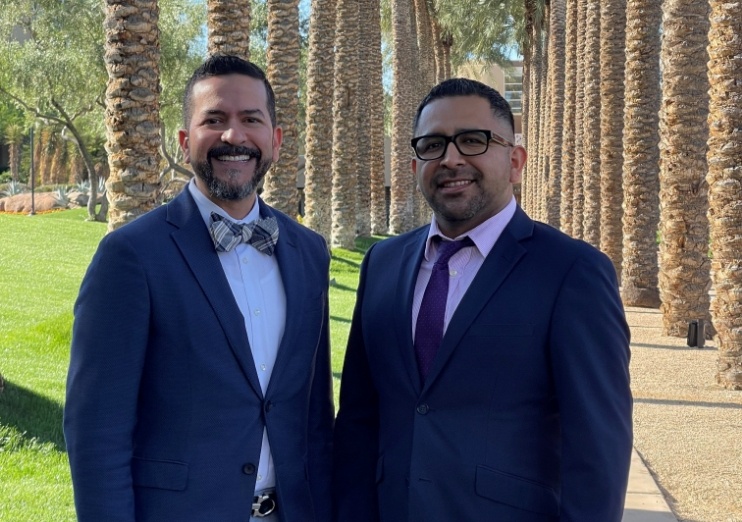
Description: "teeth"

(442, 180), (471, 187)
(217, 154), (252, 161)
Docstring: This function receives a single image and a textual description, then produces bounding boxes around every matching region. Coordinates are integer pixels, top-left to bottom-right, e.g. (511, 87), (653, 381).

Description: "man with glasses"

(333, 78), (632, 521)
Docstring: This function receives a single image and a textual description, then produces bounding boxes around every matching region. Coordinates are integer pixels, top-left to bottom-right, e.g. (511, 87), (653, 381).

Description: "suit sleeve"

(549, 250), (633, 522)
(307, 235), (336, 522)
(332, 246), (381, 522)
(64, 232), (150, 522)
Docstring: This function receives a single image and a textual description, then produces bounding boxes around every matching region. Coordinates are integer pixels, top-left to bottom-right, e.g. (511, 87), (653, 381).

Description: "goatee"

(193, 144), (272, 201)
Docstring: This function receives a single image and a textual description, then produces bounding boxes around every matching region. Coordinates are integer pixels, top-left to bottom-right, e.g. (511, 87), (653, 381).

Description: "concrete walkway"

(622, 448), (677, 521)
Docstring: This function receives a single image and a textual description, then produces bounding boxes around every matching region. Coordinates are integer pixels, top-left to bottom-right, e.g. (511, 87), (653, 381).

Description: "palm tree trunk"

(389, 0), (417, 234)
(104, 0), (162, 231)
(263, 0), (301, 218)
(706, 0), (742, 389)
(330, 0), (360, 247)
(599, 0), (627, 281)
(621, 0), (662, 307)
(207, 0), (251, 59)
(581, 0), (601, 247)
(363, 0), (387, 236)
(658, 0), (712, 337)
(303, 0), (336, 242)
(571, 0), (588, 239)
(560, 0), (577, 235)
(356, 0), (383, 237)
(546, 0), (566, 228)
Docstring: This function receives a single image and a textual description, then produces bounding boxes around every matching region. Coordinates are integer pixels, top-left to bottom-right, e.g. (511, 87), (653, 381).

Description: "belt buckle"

(252, 492), (277, 517)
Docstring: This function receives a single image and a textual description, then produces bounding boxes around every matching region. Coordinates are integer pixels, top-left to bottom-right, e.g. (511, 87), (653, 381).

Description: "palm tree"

(538, 6), (550, 222)
(389, 0), (417, 234)
(356, 0), (384, 237)
(362, 0), (387, 236)
(263, 0), (301, 218)
(546, 0), (565, 228)
(621, 0), (662, 307)
(581, 0), (601, 247)
(414, 0), (436, 91)
(599, 0), (627, 280)
(303, 0), (337, 242)
(571, 0), (587, 239)
(207, 0), (251, 59)
(658, 0), (711, 337)
(706, 0), (742, 389)
(103, 0), (161, 230)
(330, 0), (360, 247)
(526, 9), (543, 217)
(559, 0), (577, 235)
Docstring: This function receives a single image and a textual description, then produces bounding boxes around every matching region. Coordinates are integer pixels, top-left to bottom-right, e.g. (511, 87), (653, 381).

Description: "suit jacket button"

(264, 400), (273, 413)
(243, 463), (256, 475)
(416, 403), (429, 415)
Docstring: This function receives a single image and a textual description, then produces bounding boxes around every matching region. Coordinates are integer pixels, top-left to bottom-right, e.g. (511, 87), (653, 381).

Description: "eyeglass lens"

(415, 131), (490, 160)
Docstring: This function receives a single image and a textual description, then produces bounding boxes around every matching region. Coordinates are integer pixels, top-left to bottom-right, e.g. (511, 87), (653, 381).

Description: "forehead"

(190, 74), (268, 114)
(416, 95), (503, 135)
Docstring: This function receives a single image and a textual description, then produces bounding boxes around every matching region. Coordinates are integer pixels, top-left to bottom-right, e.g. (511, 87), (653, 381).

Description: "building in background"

(456, 60), (523, 143)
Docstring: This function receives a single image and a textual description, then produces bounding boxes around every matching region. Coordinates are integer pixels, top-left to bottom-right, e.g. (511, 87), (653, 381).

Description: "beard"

(422, 168), (488, 224)
(192, 144), (273, 201)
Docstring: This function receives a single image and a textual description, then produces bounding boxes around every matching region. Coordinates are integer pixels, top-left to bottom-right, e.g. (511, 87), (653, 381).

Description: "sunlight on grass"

(0, 208), (380, 520)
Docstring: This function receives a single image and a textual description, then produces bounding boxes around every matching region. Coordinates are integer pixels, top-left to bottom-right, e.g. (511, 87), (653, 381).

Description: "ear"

(411, 157), (418, 175)
(178, 129), (191, 164)
(509, 145), (527, 184)
(272, 125), (283, 162)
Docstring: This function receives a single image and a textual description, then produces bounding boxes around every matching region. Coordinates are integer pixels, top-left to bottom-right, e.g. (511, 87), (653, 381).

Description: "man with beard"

(65, 55), (334, 522)
(333, 78), (632, 522)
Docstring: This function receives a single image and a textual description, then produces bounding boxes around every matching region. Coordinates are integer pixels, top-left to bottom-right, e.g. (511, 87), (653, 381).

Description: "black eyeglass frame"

(410, 129), (514, 161)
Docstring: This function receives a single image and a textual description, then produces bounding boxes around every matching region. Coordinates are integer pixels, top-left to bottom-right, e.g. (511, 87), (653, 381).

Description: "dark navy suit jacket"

(65, 189), (334, 521)
(333, 206), (632, 522)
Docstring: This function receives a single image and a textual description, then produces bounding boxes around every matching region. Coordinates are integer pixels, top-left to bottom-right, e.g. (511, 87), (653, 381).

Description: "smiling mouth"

(215, 154), (255, 162)
(440, 179), (473, 188)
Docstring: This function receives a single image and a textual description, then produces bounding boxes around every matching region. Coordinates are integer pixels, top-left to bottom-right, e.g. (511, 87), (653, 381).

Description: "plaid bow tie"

(209, 212), (279, 256)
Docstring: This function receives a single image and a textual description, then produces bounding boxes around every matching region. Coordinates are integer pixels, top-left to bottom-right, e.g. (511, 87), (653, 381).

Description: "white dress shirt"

(412, 196), (517, 340)
(189, 180), (286, 494)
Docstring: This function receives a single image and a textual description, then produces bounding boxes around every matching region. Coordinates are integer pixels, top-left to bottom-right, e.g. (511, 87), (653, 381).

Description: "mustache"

(432, 167), (478, 183)
(207, 145), (261, 161)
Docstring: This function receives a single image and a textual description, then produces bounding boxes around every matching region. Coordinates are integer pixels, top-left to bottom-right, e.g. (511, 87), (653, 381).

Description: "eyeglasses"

(410, 129), (514, 161)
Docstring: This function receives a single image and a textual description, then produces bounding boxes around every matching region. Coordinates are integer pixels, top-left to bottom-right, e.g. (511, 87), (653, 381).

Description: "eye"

(459, 133), (487, 145)
(419, 139), (443, 152)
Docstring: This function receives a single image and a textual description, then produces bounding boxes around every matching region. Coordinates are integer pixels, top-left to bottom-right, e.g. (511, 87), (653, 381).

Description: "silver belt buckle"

(252, 492), (277, 517)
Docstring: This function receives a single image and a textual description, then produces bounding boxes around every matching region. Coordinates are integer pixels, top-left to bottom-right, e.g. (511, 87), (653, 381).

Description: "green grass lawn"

(0, 208), (377, 521)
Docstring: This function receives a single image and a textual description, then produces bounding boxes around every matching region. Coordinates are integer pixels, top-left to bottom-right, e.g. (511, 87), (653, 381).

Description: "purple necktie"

(414, 237), (473, 380)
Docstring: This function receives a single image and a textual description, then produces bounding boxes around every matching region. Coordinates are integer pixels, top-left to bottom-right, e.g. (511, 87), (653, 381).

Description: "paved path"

(623, 448), (676, 521)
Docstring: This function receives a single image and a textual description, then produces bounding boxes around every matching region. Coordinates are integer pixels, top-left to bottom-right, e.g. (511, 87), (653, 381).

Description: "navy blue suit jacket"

(333, 207), (632, 522)
(65, 189), (334, 521)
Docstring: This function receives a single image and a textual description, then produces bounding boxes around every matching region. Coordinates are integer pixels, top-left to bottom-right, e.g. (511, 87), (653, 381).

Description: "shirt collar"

(424, 196), (517, 261)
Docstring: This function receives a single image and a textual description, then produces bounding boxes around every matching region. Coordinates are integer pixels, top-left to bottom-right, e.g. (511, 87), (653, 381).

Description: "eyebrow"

(201, 108), (266, 119)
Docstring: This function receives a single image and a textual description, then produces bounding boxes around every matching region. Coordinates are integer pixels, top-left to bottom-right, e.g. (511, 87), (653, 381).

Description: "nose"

(439, 140), (465, 168)
(221, 125), (247, 145)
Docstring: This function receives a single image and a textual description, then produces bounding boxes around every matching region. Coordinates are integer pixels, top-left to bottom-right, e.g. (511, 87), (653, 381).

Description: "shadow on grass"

(0, 379), (66, 452)
(634, 397), (742, 410)
(631, 342), (714, 351)
(329, 281), (356, 293)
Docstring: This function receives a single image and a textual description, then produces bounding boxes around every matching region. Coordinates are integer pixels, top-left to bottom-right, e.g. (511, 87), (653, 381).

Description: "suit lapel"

(422, 208), (532, 390)
(260, 203), (304, 395)
(394, 228), (429, 392)
(167, 190), (264, 398)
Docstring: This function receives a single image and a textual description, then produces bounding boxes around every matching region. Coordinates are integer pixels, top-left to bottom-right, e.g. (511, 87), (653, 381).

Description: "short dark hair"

(183, 54), (277, 128)
(413, 78), (515, 136)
